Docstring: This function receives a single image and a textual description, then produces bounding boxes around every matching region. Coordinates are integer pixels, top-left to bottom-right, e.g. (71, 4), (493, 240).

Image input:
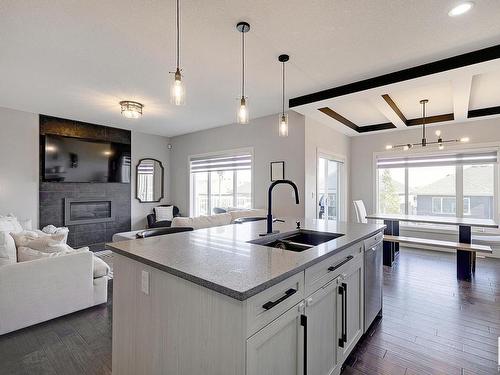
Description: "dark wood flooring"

(0, 249), (499, 375)
(344, 248), (500, 375)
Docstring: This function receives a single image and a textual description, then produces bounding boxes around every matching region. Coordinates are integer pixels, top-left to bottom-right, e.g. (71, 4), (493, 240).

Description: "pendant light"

(385, 99), (469, 151)
(278, 54), (289, 137)
(170, 0), (185, 105)
(236, 22), (250, 124)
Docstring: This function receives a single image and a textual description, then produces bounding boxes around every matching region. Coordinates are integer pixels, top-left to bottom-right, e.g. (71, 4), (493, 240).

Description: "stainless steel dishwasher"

(363, 232), (383, 332)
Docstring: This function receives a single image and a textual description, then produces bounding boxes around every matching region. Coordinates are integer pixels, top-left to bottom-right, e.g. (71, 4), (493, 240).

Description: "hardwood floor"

(0, 249), (498, 375)
(344, 248), (500, 375)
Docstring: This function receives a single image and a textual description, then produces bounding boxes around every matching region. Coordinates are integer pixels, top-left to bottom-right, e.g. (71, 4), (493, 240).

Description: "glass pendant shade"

(171, 69), (185, 106)
(237, 97), (249, 124)
(278, 113), (288, 137)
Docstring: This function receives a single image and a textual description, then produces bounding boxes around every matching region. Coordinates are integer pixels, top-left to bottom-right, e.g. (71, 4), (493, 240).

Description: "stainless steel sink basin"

(248, 229), (344, 252)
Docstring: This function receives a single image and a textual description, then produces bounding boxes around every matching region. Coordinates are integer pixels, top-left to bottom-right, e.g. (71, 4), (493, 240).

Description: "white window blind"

(190, 153), (252, 173)
(377, 151), (498, 169)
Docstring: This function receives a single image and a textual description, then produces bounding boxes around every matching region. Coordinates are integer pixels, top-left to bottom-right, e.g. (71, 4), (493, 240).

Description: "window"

(377, 168), (405, 214)
(376, 151), (498, 221)
(190, 151), (252, 216)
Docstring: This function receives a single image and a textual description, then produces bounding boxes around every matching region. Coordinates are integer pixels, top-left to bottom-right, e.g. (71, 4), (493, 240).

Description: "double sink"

(248, 229), (344, 252)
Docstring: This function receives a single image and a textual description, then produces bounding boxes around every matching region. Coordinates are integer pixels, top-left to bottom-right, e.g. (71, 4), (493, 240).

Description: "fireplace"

(64, 198), (115, 226)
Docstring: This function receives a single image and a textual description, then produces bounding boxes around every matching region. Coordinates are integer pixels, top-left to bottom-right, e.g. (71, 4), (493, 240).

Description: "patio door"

(317, 155), (344, 220)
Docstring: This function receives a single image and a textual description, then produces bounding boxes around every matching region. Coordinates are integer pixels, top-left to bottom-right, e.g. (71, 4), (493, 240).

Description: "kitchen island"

(108, 218), (385, 375)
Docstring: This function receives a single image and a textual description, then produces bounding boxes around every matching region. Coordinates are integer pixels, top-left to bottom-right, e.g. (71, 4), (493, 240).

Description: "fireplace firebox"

(64, 198), (115, 226)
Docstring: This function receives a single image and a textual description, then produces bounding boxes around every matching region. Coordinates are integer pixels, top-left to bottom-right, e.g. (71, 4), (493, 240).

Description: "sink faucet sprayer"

(262, 179), (300, 236)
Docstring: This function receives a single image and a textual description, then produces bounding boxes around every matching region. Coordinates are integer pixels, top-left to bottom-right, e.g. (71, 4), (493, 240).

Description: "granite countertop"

(107, 219), (385, 301)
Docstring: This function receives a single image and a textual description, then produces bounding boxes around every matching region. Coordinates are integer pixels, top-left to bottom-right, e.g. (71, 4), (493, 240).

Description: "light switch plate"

(141, 270), (150, 295)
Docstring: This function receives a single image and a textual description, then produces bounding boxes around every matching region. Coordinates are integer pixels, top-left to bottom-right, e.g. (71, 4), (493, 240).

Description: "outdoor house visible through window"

(190, 151), (252, 216)
(377, 150), (498, 222)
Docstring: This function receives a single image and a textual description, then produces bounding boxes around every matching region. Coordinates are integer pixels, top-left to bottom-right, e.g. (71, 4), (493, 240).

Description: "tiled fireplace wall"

(39, 115), (131, 251)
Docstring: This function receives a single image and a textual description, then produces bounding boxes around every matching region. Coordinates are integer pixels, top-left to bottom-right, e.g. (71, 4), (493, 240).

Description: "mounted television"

(42, 134), (131, 183)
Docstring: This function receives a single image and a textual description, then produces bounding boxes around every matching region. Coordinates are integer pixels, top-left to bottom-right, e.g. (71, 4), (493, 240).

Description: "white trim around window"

(373, 142), (500, 233)
(188, 147), (254, 216)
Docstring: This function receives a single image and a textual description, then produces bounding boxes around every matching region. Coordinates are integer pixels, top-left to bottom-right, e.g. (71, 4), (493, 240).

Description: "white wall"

(169, 111), (305, 219)
(131, 131), (171, 230)
(304, 117), (351, 220)
(0, 107), (39, 227)
(351, 118), (500, 257)
(351, 117), (500, 218)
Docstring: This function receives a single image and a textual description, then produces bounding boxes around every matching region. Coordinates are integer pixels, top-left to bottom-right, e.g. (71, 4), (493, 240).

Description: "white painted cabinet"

(247, 250), (365, 375)
(113, 236), (372, 375)
(337, 253), (363, 360)
(304, 278), (341, 375)
(246, 302), (304, 375)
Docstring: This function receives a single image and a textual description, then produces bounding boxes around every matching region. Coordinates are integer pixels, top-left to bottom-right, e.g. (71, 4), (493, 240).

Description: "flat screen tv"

(42, 134), (131, 183)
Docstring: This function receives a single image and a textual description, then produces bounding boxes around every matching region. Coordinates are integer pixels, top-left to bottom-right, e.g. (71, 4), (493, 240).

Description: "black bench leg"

(383, 220), (397, 267)
(457, 225), (472, 281)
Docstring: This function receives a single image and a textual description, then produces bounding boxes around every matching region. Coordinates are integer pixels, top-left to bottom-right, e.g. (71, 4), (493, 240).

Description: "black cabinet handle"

(301, 314), (307, 375)
(338, 284), (345, 348)
(342, 282), (347, 343)
(328, 255), (353, 272)
(262, 288), (297, 310)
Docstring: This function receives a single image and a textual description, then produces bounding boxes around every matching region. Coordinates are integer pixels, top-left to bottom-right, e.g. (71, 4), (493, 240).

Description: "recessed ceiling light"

(448, 1), (474, 17)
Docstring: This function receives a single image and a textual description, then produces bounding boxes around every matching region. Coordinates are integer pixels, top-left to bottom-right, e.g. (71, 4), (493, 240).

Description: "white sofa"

(0, 217), (108, 335)
(112, 209), (267, 242)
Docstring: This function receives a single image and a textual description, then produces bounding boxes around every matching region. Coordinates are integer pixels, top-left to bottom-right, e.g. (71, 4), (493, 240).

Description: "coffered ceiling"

(1, 0), (500, 137)
(291, 45), (500, 136)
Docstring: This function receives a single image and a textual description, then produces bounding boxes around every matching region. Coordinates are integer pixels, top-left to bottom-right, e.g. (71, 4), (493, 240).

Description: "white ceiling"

(1, 0), (500, 137)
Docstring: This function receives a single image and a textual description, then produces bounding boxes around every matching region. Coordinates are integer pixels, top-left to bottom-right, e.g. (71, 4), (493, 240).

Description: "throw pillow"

(0, 232), (17, 266)
(10, 231), (67, 252)
(0, 216), (23, 265)
(17, 245), (89, 262)
(155, 206), (174, 222)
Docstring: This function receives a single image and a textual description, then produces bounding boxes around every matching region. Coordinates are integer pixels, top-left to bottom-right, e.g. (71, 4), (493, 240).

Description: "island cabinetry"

(245, 245), (364, 375)
(302, 251), (363, 375)
(112, 239), (366, 375)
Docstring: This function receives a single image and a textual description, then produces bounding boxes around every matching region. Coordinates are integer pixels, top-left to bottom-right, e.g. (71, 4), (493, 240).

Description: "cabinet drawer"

(363, 231), (383, 250)
(246, 272), (304, 338)
(305, 242), (362, 296)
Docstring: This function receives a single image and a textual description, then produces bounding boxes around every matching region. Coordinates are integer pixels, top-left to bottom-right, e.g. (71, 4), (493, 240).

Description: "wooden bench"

(383, 235), (492, 254)
(383, 235), (492, 275)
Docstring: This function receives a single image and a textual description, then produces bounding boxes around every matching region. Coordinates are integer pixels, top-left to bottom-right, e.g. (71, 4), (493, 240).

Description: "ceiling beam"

(318, 107), (396, 133)
(318, 107), (358, 131)
(451, 76), (473, 122)
(290, 44), (500, 108)
(357, 122), (397, 133)
(406, 113), (454, 126)
(468, 105), (500, 118)
(382, 94), (407, 124)
(369, 94), (407, 128)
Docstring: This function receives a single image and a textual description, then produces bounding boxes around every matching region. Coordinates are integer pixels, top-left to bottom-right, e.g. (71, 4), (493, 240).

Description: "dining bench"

(383, 234), (492, 274)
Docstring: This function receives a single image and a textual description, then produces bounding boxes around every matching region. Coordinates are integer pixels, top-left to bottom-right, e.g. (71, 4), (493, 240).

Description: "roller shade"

(137, 159), (154, 174)
(190, 153), (252, 173)
(377, 151), (498, 169)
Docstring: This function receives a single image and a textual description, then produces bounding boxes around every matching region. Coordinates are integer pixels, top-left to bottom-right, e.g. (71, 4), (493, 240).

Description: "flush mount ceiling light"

(236, 21), (250, 125)
(385, 99), (469, 151)
(119, 101), (143, 119)
(278, 54), (290, 137)
(448, 1), (474, 16)
(170, 0), (185, 106)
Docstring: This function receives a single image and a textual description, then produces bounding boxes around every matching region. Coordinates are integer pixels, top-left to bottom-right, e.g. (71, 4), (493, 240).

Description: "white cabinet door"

(246, 303), (304, 375)
(338, 255), (363, 360)
(305, 278), (341, 375)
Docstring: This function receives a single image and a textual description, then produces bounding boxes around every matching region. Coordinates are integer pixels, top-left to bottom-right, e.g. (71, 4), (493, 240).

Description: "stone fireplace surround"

(39, 115), (131, 251)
